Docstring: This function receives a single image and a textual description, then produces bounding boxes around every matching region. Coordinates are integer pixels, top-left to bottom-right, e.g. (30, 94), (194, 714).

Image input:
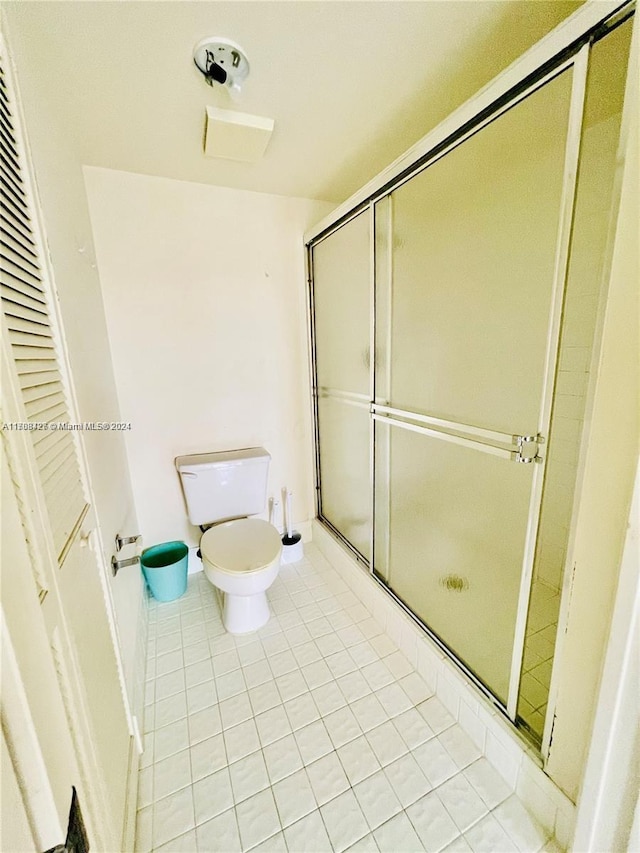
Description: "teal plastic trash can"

(141, 541), (188, 602)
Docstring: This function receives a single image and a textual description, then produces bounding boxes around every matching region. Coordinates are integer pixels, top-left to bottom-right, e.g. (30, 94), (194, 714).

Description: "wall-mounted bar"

(372, 403), (516, 446)
(372, 413), (518, 461)
(318, 387), (370, 402)
(114, 533), (141, 553)
(111, 554), (139, 577)
(318, 388), (371, 411)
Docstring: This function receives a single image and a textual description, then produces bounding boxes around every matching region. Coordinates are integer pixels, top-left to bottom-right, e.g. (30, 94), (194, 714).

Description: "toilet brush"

(281, 488), (303, 563)
(269, 496), (279, 527)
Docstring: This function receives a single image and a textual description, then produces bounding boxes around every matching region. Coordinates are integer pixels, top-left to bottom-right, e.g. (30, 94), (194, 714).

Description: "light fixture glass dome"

(193, 37), (250, 98)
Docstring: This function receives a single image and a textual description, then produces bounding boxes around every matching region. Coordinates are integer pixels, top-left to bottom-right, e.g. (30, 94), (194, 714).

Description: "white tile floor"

(136, 544), (560, 853)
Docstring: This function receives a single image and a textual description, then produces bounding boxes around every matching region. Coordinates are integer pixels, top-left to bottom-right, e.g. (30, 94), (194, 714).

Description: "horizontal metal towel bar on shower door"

(372, 411), (543, 463)
(317, 387), (371, 410)
(372, 403), (518, 445)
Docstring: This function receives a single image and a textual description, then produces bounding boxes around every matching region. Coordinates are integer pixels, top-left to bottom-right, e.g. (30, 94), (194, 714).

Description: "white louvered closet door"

(1, 50), (131, 851)
(0, 66), (88, 563)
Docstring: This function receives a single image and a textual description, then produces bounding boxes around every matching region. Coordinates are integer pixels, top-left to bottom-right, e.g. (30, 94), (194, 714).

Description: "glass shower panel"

(313, 211), (370, 396)
(381, 69), (574, 435)
(318, 396), (371, 559)
(374, 67), (576, 706)
(517, 18), (634, 745)
(312, 211), (371, 558)
(375, 421), (534, 703)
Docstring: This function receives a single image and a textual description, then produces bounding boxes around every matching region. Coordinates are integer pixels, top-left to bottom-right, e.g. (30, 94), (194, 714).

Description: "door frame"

(1, 33), (136, 850)
(1, 30), (135, 736)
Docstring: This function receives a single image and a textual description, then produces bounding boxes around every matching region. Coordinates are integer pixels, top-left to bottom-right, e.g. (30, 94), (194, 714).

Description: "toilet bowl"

(176, 446), (282, 633)
(200, 517), (282, 634)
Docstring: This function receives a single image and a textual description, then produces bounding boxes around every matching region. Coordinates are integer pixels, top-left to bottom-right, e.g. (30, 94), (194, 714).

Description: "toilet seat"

(200, 518), (281, 575)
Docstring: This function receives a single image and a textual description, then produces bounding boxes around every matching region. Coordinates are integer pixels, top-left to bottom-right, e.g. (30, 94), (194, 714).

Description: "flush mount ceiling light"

(193, 37), (250, 98)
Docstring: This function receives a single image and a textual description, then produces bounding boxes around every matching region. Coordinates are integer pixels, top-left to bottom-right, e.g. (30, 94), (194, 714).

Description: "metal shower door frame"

(306, 0), (633, 757)
(369, 42), (589, 725)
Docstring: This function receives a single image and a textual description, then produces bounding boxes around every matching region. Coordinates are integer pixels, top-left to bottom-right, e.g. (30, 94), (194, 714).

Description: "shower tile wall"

(532, 20), (631, 595)
(534, 333), (597, 593)
(519, 584), (560, 735)
(520, 255), (602, 741)
(534, 266), (606, 594)
(520, 16), (633, 746)
(520, 290), (600, 735)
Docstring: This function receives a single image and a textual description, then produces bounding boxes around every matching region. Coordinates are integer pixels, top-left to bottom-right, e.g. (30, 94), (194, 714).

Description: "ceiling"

(3, 1), (582, 203)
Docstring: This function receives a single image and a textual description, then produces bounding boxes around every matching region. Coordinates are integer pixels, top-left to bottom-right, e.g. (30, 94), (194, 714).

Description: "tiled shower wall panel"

(534, 112), (619, 592)
(534, 310), (600, 592)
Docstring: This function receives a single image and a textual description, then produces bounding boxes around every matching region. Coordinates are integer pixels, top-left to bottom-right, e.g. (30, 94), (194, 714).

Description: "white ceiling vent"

(204, 106), (274, 163)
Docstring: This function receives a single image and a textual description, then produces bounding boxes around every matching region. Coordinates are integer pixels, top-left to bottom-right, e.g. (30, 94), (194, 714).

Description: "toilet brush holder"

(281, 531), (303, 564)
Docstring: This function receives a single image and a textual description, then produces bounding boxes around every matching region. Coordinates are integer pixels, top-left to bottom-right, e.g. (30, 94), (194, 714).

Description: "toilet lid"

(200, 518), (281, 574)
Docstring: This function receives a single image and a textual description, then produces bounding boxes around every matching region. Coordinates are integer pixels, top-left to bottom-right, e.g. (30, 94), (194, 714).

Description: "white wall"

(572, 460), (639, 851)
(1, 727), (36, 853)
(84, 167), (332, 549)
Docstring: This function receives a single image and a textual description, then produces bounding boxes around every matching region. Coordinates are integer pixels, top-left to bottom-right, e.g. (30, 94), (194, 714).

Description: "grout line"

(139, 553), (555, 853)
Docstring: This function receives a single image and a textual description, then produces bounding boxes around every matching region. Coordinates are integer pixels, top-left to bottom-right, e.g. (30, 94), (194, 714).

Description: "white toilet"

(176, 447), (282, 634)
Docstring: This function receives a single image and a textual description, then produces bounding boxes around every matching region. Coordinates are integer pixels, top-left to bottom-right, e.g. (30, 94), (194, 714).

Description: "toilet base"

(222, 590), (270, 634)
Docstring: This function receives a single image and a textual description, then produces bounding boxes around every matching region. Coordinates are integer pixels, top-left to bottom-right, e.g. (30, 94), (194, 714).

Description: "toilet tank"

(176, 447), (271, 526)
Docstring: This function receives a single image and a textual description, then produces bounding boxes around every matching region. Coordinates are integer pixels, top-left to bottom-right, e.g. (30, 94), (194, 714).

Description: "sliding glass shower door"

(309, 3), (634, 738)
(373, 67), (576, 706)
(312, 211), (372, 560)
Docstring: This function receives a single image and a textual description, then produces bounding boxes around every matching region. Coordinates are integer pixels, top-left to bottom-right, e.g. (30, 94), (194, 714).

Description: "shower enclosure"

(307, 4), (633, 752)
